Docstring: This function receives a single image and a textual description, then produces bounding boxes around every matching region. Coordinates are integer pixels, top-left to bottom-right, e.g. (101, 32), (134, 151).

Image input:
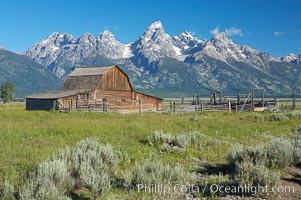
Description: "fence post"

(292, 86), (296, 111)
(76, 95), (78, 110)
(139, 98), (142, 114)
(192, 95), (195, 105)
(251, 88), (254, 111)
(68, 101), (71, 112)
(103, 101), (107, 112)
(172, 101), (176, 112)
(228, 101), (231, 113)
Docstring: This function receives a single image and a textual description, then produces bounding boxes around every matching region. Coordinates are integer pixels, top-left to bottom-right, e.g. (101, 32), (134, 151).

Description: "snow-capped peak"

(181, 31), (195, 38)
(78, 32), (96, 43)
(172, 31), (204, 56)
(131, 21), (179, 62)
(43, 32), (76, 47)
(97, 30), (133, 59)
(148, 21), (163, 29)
(279, 53), (301, 64)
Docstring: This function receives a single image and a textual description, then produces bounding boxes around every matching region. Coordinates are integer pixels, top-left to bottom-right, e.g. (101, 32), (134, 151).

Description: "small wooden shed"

(26, 65), (163, 112)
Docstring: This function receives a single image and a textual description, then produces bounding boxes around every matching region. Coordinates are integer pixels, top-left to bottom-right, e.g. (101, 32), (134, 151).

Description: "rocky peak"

(131, 21), (177, 62)
(280, 53), (301, 64)
(45, 32), (76, 47)
(147, 21), (163, 30)
(78, 33), (96, 44)
(96, 30), (132, 59)
(173, 31), (204, 55)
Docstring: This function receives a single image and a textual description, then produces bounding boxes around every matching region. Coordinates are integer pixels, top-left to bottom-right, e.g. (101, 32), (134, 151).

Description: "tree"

(0, 82), (15, 103)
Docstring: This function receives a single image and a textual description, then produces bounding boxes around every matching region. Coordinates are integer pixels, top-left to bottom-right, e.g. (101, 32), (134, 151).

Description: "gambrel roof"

(68, 66), (115, 76)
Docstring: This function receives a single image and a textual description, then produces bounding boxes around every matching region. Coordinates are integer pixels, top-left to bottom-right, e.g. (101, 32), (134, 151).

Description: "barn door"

(63, 100), (72, 111)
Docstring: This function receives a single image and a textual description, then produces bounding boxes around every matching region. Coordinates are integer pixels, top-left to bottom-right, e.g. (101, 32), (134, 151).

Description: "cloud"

(211, 26), (243, 37)
(274, 32), (284, 36)
(0, 45), (5, 50)
(210, 26), (220, 35)
(225, 27), (243, 37)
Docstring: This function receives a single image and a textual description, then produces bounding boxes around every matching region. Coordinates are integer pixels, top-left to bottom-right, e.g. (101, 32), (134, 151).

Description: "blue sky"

(0, 0), (300, 57)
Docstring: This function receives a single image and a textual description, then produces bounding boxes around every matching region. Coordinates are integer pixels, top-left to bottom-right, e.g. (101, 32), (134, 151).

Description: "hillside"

(0, 50), (62, 97)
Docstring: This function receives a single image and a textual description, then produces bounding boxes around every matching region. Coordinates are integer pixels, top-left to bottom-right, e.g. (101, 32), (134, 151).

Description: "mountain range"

(2, 21), (301, 97)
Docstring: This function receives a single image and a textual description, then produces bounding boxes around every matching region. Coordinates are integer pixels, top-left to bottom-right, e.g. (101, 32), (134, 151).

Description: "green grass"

(0, 104), (301, 198)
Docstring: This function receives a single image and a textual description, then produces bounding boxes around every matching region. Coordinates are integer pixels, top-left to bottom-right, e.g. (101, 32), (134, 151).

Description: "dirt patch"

(280, 166), (301, 199)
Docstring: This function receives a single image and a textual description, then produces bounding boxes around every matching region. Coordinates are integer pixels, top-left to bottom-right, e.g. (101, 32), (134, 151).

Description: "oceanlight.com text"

(134, 183), (296, 196)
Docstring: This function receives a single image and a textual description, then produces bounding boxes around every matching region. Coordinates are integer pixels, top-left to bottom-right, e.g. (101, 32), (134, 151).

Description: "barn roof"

(26, 89), (89, 99)
(68, 66), (115, 76)
(63, 75), (102, 90)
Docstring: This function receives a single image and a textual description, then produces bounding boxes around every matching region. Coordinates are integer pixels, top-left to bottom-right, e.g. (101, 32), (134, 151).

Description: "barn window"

(103, 98), (107, 102)
(121, 98), (126, 102)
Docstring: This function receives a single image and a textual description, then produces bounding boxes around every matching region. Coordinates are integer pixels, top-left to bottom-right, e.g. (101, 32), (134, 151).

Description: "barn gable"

(98, 66), (132, 91)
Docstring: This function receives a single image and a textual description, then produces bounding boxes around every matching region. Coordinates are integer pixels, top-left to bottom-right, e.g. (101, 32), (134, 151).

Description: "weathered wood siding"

(26, 99), (57, 111)
(94, 90), (162, 112)
(99, 67), (132, 91)
(133, 92), (162, 111)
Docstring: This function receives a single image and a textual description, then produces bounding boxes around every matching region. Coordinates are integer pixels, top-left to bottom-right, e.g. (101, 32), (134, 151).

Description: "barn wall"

(94, 90), (162, 112)
(133, 92), (162, 111)
(59, 92), (95, 111)
(26, 99), (57, 111)
(99, 67), (132, 91)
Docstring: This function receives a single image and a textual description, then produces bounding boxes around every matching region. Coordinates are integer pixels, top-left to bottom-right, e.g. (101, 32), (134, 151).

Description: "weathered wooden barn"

(26, 65), (163, 112)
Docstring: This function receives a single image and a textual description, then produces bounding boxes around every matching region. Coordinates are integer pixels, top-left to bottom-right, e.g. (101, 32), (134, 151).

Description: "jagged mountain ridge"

(25, 21), (301, 96)
(279, 53), (301, 65)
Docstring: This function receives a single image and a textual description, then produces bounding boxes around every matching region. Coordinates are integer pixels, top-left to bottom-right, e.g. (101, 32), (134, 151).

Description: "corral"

(26, 65), (163, 113)
(166, 88), (299, 113)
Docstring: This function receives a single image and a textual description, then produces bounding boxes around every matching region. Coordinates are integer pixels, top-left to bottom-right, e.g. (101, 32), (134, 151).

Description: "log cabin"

(26, 65), (163, 112)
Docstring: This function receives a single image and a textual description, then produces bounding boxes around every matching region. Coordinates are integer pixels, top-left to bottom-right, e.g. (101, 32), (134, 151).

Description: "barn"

(26, 65), (163, 112)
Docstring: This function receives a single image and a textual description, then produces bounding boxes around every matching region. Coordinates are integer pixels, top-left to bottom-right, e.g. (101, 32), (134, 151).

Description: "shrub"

(265, 113), (288, 121)
(228, 138), (295, 170)
(226, 140), (289, 195)
(124, 159), (187, 187)
(186, 131), (203, 146)
(234, 161), (280, 189)
(147, 130), (203, 152)
(226, 143), (244, 167)
(148, 130), (186, 152)
(226, 144), (266, 168)
(264, 137), (294, 168)
(19, 161), (73, 200)
(18, 138), (119, 199)
(245, 112), (301, 122)
(0, 181), (15, 200)
(286, 112), (301, 120)
(70, 140), (118, 195)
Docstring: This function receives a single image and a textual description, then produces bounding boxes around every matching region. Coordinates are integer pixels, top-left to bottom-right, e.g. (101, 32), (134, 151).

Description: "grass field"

(0, 103), (300, 199)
